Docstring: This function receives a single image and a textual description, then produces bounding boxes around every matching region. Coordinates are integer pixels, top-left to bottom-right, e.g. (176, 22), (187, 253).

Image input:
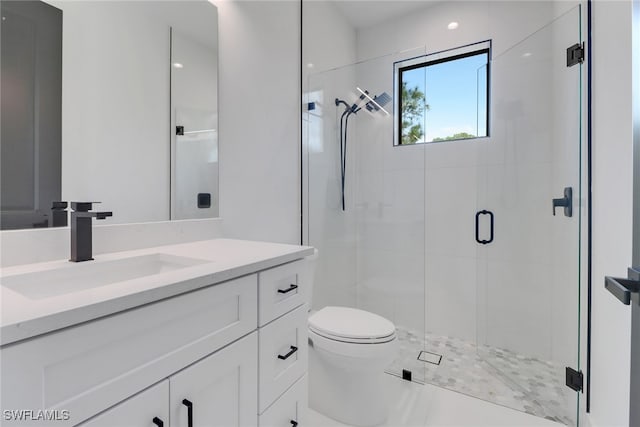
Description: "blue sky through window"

(401, 51), (488, 143)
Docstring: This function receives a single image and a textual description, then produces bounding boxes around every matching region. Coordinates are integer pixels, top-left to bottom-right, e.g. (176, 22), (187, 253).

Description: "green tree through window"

(401, 81), (429, 145)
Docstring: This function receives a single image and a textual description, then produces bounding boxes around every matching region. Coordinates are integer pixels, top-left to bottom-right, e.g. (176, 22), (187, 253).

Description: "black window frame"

(394, 41), (492, 146)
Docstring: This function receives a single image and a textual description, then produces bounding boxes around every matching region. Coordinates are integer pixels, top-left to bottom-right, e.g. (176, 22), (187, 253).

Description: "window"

(394, 41), (490, 145)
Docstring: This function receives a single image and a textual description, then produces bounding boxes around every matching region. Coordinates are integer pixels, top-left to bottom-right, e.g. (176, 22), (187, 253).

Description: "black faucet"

(70, 202), (112, 262)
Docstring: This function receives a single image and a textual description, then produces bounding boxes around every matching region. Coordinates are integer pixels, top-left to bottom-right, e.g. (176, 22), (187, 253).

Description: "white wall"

(588, 1), (634, 426)
(215, 1), (301, 245)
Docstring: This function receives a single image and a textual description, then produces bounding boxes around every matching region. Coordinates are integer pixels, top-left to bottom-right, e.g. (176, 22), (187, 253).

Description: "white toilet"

(305, 250), (398, 426)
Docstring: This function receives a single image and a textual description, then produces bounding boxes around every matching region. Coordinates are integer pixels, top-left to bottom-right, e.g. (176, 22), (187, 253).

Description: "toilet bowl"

(304, 250), (398, 426)
(308, 306), (397, 426)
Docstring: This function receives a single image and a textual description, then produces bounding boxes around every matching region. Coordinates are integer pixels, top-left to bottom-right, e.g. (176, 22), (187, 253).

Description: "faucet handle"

(70, 202), (101, 212)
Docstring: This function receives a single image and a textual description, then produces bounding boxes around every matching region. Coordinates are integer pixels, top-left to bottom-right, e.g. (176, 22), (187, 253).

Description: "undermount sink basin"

(1, 254), (209, 300)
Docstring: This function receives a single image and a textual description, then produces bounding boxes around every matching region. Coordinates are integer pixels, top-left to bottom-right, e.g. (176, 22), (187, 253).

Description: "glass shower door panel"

(305, 47), (427, 384)
(476, 6), (582, 425)
(306, 65), (359, 311)
(349, 51), (426, 384)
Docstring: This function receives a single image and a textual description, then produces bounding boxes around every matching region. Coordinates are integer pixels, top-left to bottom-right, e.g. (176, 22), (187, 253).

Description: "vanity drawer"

(258, 259), (307, 326)
(258, 304), (308, 413)
(259, 374), (307, 427)
(0, 274), (258, 427)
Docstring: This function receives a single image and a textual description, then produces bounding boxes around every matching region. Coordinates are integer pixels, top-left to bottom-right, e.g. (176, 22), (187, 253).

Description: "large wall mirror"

(0, 0), (218, 230)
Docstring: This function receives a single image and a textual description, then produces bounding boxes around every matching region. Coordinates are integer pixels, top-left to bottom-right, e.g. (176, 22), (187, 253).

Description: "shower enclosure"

(304, 47), (429, 384)
(303, 3), (584, 425)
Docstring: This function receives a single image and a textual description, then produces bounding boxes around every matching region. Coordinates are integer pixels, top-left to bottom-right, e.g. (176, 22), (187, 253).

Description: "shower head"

(354, 87), (391, 116)
(365, 92), (391, 113)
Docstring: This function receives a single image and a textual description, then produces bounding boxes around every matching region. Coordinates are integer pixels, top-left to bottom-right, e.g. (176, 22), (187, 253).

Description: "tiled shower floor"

(387, 328), (573, 426)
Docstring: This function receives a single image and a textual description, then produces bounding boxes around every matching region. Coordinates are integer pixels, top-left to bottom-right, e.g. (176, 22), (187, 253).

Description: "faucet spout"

(73, 211), (113, 220)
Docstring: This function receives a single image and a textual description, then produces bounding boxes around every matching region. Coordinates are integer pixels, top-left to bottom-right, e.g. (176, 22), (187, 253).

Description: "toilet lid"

(308, 306), (396, 342)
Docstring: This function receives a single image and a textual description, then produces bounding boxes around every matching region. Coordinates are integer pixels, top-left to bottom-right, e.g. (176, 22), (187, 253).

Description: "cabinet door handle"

(152, 417), (164, 427)
(277, 345), (298, 360)
(290, 421), (298, 427)
(182, 399), (193, 427)
(278, 284), (298, 294)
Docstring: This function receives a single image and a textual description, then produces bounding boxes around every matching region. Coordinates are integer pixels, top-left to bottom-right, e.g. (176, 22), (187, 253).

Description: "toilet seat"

(308, 306), (396, 344)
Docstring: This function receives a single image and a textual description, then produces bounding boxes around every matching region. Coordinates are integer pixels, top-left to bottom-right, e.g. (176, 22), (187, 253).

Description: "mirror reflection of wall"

(171, 26), (219, 220)
(0, 0), (218, 230)
(0, 1), (62, 230)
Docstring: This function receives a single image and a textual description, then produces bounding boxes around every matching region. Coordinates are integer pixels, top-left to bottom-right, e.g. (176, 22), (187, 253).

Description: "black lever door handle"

(152, 417), (164, 427)
(278, 284), (298, 294)
(605, 273), (640, 305)
(291, 421), (298, 427)
(278, 345), (298, 360)
(475, 210), (494, 244)
(552, 187), (573, 217)
(182, 399), (193, 427)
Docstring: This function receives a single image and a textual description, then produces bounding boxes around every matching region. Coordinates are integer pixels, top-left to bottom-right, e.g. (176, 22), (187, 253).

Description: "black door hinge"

(566, 367), (584, 392)
(567, 43), (584, 67)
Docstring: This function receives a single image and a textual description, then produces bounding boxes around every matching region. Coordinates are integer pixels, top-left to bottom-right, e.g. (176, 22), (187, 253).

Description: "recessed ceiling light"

(307, 63), (314, 68)
(522, 52), (532, 58)
(447, 22), (459, 30)
(172, 62), (184, 69)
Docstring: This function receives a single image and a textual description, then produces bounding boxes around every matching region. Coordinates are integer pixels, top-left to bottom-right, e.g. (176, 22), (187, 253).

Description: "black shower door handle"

(475, 210), (494, 244)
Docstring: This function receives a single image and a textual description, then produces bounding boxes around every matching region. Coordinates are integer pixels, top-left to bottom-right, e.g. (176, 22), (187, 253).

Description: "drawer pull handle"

(278, 345), (298, 360)
(152, 417), (164, 427)
(291, 421), (298, 427)
(182, 399), (193, 427)
(278, 284), (298, 294)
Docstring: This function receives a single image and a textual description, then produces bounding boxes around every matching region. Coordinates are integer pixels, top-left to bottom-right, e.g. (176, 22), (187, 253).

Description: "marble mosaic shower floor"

(386, 329), (573, 426)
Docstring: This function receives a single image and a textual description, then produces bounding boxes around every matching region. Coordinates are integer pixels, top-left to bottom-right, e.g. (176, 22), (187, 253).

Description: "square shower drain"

(418, 350), (443, 365)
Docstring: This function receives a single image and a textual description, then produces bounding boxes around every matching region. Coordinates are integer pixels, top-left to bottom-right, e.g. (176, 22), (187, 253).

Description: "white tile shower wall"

(303, 0), (358, 310)
(354, 1), (581, 357)
(215, 1), (300, 245)
(0, 218), (223, 268)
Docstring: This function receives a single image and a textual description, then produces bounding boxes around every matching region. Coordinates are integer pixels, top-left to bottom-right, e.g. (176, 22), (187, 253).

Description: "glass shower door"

(475, 6), (583, 425)
(304, 47), (428, 384)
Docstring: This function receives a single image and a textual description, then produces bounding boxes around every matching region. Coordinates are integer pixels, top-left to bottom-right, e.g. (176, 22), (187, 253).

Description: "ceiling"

(331, 0), (439, 30)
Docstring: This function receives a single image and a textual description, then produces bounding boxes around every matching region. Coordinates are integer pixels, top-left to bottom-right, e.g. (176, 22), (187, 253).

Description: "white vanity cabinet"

(77, 381), (169, 427)
(1, 274), (258, 427)
(78, 332), (258, 427)
(0, 241), (312, 427)
(257, 262), (309, 425)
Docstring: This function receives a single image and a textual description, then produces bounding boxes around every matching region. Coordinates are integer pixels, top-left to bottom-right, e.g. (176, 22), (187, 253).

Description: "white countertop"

(0, 238), (314, 346)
